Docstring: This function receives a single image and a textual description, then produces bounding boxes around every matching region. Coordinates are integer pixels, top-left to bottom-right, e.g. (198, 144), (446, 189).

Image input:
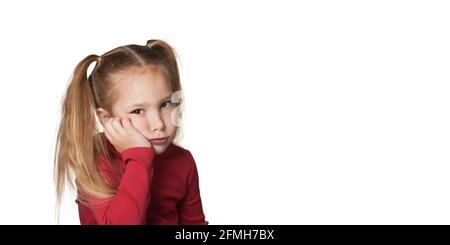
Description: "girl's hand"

(103, 116), (152, 153)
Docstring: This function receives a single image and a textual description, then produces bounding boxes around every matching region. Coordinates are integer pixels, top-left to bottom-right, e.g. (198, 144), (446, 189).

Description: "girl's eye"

(130, 109), (144, 114)
(161, 100), (173, 109)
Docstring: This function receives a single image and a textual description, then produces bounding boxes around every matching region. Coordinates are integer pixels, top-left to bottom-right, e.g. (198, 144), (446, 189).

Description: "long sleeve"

(178, 151), (208, 225)
(81, 146), (155, 225)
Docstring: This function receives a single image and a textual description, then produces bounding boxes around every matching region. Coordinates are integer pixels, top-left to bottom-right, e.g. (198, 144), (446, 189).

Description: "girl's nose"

(147, 112), (164, 131)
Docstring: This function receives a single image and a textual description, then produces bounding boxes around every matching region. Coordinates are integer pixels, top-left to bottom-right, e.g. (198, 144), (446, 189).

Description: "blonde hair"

(53, 40), (182, 221)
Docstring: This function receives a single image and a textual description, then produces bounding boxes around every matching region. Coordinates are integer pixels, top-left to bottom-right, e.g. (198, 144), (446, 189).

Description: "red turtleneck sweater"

(75, 137), (208, 225)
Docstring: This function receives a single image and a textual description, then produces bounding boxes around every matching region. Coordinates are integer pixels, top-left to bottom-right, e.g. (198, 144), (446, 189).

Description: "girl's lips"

(150, 137), (168, 145)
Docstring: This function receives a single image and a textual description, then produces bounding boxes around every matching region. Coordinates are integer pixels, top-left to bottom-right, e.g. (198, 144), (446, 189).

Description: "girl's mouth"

(150, 137), (168, 145)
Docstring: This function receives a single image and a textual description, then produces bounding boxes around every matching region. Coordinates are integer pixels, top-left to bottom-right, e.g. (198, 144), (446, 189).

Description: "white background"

(0, 0), (449, 224)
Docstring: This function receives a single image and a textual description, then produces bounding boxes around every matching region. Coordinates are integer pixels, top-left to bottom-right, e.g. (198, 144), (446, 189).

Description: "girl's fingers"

(103, 127), (112, 141)
(122, 116), (131, 129)
(104, 118), (118, 138)
(110, 117), (126, 136)
(123, 116), (140, 134)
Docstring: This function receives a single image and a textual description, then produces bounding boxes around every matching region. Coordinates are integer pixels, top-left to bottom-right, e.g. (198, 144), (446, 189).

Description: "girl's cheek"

(163, 110), (175, 127)
(131, 117), (150, 132)
(163, 118), (172, 129)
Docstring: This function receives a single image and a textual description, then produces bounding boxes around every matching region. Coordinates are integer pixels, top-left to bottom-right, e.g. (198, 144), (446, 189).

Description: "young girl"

(54, 39), (208, 225)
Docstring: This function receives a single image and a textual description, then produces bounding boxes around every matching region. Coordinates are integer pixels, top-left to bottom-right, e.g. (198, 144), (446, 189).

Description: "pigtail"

(54, 54), (115, 223)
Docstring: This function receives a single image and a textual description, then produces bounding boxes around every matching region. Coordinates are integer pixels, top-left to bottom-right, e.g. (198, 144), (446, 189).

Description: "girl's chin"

(152, 143), (169, 155)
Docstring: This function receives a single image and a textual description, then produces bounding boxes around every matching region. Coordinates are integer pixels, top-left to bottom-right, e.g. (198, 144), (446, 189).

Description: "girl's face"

(100, 66), (178, 155)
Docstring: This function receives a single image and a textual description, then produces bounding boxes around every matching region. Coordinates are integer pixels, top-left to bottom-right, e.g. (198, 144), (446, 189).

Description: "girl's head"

(54, 39), (183, 213)
(93, 42), (182, 155)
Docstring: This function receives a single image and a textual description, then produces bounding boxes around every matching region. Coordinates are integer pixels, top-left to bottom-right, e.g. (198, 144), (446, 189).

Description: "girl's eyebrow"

(126, 102), (149, 108)
(126, 94), (172, 108)
(160, 94), (172, 101)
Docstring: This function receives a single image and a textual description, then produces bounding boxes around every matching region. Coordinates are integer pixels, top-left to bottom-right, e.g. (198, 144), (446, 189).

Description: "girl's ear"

(96, 108), (110, 126)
